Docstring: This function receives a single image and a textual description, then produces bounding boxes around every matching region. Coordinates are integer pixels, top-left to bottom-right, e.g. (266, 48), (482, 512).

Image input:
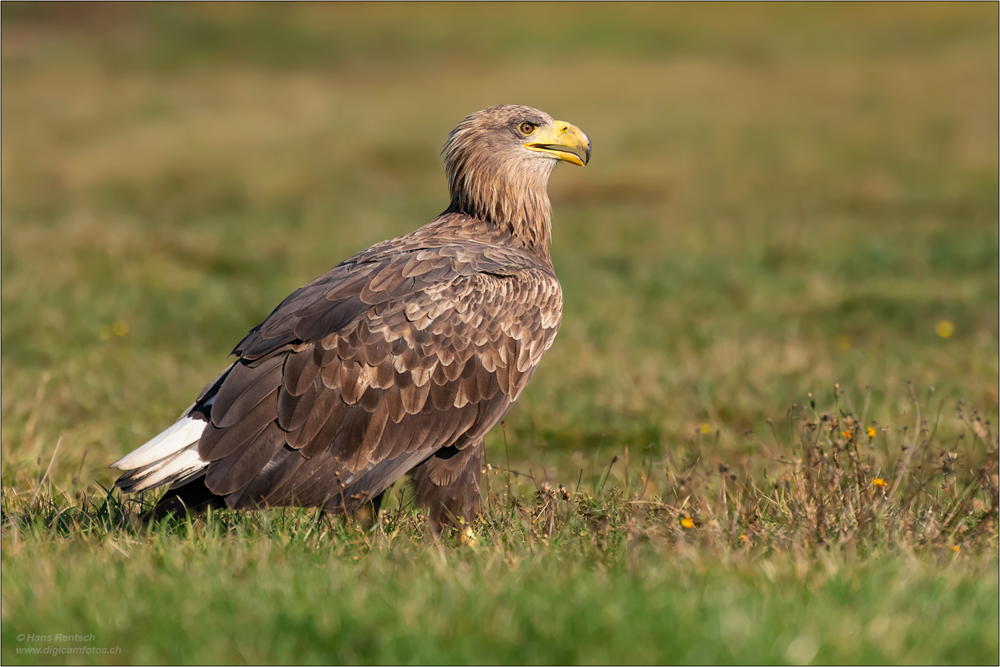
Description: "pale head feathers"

(444, 105), (559, 249)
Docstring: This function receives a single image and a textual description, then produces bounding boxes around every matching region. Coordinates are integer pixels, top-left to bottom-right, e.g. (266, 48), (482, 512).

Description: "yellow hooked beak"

(524, 120), (591, 166)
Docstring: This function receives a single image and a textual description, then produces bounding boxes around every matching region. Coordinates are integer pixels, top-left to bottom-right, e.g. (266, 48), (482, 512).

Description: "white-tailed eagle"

(111, 105), (591, 531)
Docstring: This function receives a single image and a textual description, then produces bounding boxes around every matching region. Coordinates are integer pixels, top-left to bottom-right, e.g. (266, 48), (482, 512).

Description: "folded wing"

(114, 242), (562, 514)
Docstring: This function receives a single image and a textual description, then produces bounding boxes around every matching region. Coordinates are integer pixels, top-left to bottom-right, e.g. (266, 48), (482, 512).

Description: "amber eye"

(518, 122), (536, 135)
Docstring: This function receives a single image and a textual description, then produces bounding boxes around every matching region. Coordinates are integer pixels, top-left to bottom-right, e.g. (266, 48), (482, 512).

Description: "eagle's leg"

(351, 489), (387, 528)
(409, 439), (484, 536)
(145, 477), (226, 522)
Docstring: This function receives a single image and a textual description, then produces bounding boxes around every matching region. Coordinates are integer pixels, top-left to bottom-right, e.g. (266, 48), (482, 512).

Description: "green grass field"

(2, 4), (998, 664)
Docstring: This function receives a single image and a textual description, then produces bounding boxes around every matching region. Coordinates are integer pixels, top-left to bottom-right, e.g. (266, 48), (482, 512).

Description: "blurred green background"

(2, 2), (997, 490)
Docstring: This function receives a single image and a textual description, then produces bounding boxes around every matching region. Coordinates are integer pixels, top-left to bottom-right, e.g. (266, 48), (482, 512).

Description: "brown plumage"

(111, 105), (591, 531)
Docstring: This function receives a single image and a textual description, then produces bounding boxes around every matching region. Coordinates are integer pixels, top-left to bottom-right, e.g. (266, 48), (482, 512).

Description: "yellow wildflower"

(873, 478), (887, 488)
(842, 430), (852, 440)
(936, 320), (954, 339)
(112, 320), (129, 337)
(680, 516), (694, 529)
(867, 427), (876, 439)
(700, 424), (712, 435)
(951, 545), (960, 553)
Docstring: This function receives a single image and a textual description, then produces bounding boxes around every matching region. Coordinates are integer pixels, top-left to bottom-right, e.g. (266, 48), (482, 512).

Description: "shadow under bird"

(111, 105), (591, 532)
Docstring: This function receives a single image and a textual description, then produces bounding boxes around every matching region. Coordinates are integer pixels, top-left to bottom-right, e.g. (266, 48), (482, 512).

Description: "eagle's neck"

(445, 144), (556, 253)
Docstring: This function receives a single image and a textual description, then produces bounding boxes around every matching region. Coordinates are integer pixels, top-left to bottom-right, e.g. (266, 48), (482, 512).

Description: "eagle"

(111, 105), (590, 531)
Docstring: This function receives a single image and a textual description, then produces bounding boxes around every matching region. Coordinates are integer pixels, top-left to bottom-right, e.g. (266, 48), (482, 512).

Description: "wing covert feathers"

(115, 226), (562, 519)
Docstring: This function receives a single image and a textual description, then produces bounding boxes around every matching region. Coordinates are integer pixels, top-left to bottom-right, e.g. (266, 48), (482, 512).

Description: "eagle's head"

(443, 105), (591, 247)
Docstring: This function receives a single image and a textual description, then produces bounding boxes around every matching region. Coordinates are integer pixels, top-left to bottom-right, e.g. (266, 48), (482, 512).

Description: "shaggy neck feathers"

(443, 122), (556, 253)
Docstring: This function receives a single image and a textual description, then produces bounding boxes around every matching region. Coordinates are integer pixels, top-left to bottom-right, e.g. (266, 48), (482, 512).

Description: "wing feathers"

(212, 356), (283, 428)
(284, 384), (340, 447)
(200, 388), (278, 461)
(300, 396), (348, 458)
(231, 445), (305, 508)
(206, 422), (285, 496)
(361, 401), (391, 459)
(116, 242), (562, 516)
(277, 380), (320, 432)
(283, 348), (321, 397)
(400, 378), (431, 414)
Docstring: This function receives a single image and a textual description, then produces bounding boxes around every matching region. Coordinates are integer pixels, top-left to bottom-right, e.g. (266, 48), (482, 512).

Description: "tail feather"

(112, 417), (210, 493)
(113, 366), (234, 517)
(112, 417), (207, 470)
(126, 448), (207, 493)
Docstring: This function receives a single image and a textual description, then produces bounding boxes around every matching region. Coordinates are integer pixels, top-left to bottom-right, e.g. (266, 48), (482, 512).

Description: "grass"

(3, 525), (995, 665)
(2, 3), (998, 664)
(4, 394), (998, 664)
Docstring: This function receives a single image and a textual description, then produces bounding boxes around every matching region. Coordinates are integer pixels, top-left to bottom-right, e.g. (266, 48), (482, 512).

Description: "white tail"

(112, 416), (210, 492)
(113, 417), (206, 469)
